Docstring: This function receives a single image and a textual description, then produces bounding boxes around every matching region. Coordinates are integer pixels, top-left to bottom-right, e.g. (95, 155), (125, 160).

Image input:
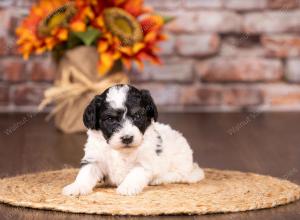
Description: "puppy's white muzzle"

(108, 119), (143, 150)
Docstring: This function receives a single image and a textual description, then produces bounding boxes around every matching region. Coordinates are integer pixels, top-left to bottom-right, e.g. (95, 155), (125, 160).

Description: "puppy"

(62, 84), (204, 196)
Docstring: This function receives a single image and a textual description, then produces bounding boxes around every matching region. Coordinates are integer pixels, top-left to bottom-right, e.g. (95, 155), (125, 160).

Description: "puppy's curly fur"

(63, 85), (204, 196)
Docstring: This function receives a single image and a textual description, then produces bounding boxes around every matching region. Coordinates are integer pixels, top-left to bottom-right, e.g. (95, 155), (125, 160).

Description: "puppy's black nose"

(121, 135), (133, 145)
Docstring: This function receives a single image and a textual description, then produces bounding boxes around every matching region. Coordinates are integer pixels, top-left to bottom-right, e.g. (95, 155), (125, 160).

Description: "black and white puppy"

(62, 84), (204, 196)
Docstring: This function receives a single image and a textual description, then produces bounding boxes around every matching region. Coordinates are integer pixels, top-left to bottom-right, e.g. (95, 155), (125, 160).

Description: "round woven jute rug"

(0, 168), (299, 216)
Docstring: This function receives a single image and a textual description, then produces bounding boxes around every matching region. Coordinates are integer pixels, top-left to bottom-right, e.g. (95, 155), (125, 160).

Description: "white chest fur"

(105, 150), (138, 186)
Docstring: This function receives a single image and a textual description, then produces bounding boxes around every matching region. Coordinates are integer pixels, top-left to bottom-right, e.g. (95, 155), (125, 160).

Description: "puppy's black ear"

(83, 95), (103, 129)
(141, 89), (158, 121)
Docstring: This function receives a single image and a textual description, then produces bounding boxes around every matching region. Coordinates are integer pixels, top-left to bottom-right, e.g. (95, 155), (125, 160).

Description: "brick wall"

(1, 0), (300, 112)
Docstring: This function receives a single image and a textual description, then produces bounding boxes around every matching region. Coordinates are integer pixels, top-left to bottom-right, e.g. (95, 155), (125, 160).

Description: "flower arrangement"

(16, 0), (171, 75)
(15, 0), (172, 133)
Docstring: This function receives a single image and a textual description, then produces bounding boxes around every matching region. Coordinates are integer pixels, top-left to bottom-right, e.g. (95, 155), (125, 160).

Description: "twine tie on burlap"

(38, 66), (129, 120)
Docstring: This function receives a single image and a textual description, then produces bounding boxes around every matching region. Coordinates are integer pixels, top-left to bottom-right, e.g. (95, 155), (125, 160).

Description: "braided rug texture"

(0, 168), (299, 216)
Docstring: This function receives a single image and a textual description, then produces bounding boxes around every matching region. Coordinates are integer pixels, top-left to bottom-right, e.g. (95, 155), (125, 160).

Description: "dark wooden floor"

(0, 112), (299, 220)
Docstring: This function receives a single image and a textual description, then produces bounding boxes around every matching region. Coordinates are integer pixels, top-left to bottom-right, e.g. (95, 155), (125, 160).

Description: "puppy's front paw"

(62, 182), (93, 196)
(117, 182), (143, 196)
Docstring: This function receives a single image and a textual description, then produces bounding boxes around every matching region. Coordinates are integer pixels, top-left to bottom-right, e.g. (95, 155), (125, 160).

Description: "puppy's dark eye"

(104, 116), (116, 123)
(133, 113), (142, 120)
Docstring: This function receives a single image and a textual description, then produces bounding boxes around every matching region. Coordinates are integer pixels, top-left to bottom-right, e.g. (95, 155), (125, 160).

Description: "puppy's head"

(83, 84), (157, 150)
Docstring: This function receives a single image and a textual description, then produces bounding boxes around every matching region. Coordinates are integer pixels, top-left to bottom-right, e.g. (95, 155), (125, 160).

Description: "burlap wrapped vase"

(39, 46), (129, 133)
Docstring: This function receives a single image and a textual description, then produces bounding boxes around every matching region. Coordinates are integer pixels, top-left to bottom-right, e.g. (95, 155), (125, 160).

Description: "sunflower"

(90, 0), (166, 75)
(94, 10), (166, 74)
(16, 0), (73, 59)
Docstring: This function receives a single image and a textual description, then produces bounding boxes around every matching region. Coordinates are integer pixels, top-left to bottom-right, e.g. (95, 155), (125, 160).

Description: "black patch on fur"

(156, 148), (162, 155)
(155, 132), (163, 156)
(125, 87), (158, 132)
(124, 87), (153, 134)
(82, 84), (158, 141)
(83, 95), (104, 130)
(140, 89), (158, 122)
(80, 159), (90, 167)
(83, 86), (122, 139)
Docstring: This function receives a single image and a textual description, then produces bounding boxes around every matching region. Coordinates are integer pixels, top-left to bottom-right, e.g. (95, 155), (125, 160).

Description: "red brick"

(267, 0), (299, 9)
(286, 59), (300, 83)
(243, 11), (300, 33)
(221, 41), (265, 57)
(0, 59), (26, 82)
(12, 84), (48, 106)
(0, 9), (11, 35)
(176, 34), (220, 57)
(180, 85), (222, 106)
(8, 39), (19, 55)
(158, 34), (175, 55)
(0, 84), (9, 106)
(196, 58), (283, 82)
(224, 0), (267, 10)
(134, 83), (181, 106)
(145, 58), (194, 82)
(180, 84), (262, 107)
(128, 65), (151, 82)
(7, 7), (30, 34)
(14, 0), (36, 7)
(0, 37), (9, 56)
(260, 84), (300, 107)
(165, 11), (197, 33)
(220, 35), (265, 57)
(0, 36), (18, 55)
(144, 0), (182, 9)
(0, 0), (14, 7)
(223, 86), (263, 106)
(166, 11), (242, 33)
(261, 35), (300, 57)
(9, 16), (19, 36)
(29, 58), (56, 82)
(183, 0), (223, 9)
(195, 11), (242, 33)
(130, 58), (194, 83)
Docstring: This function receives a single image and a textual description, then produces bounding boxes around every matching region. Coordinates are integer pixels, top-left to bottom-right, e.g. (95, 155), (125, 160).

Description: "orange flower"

(16, 0), (71, 59)
(16, 0), (169, 75)
(94, 10), (166, 75)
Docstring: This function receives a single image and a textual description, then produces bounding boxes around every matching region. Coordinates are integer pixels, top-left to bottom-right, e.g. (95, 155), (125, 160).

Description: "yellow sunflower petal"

(84, 7), (95, 19)
(23, 52), (30, 60)
(98, 53), (114, 75)
(45, 37), (57, 50)
(57, 29), (68, 40)
(98, 41), (109, 53)
(112, 51), (121, 60)
(96, 16), (105, 28)
(121, 58), (132, 70)
(144, 32), (157, 43)
(133, 42), (145, 54)
(119, 46), (132, 56)
(135, 59), (144, 71)
(35, 46), (47, 54)
(71, 21), (86, 32)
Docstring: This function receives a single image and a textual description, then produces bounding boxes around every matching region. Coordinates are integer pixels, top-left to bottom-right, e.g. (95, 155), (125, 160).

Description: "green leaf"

(67, 32), (83, 49)
(162, 15), (175, 24)
(52, 43), (68, 62)
(73, 27), (102, 46)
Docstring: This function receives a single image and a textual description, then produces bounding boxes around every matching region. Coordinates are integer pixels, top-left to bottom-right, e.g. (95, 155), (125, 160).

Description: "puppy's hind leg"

(151, 164), (204, 185)
(150, 172), (184, 185)
(184, 163), (205, 183)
